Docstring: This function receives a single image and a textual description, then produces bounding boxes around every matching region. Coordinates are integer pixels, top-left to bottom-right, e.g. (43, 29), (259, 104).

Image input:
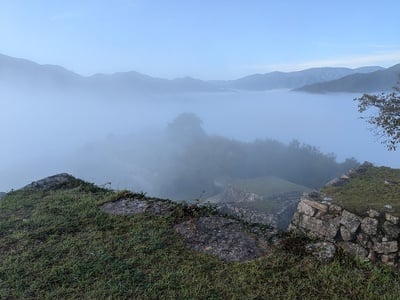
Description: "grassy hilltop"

(1, 174), (400, 299)
(323, 165), (400, 216)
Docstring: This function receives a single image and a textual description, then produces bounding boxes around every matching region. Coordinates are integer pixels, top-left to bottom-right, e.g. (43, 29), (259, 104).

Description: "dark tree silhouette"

(355, 77), (400, 150)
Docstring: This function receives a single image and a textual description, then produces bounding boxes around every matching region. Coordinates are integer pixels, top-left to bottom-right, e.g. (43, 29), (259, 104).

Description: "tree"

(166, 113), (205, 146)
(355, 77), (400, 150)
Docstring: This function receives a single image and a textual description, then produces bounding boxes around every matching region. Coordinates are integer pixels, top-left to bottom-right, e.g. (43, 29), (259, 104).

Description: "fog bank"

(1, 88), (398, 195)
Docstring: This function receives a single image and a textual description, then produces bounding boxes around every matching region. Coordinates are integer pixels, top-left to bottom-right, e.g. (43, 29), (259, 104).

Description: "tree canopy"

(355, 77), (400, 150)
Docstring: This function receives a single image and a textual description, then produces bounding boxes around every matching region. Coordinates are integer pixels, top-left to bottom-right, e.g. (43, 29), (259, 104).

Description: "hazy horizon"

(1, 1), (400, 79)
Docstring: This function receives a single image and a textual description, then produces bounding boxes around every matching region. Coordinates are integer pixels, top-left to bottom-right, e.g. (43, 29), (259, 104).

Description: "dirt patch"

(100, 197), (175, 215)
(175, 216), (272, 262)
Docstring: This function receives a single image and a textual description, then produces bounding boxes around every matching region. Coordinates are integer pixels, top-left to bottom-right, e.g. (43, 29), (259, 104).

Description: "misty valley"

(2, 86), (397, 227)
(0, 89), (382, 192)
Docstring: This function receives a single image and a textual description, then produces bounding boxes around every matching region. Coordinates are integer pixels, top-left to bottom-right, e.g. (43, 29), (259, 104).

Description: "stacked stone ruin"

(289, 195), (400, 266)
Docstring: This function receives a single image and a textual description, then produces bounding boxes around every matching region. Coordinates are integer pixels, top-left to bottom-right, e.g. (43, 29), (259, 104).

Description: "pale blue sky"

(1, 0), (400, 79)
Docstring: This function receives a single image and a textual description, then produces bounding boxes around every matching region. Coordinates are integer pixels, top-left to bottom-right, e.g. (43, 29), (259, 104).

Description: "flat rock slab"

(100, 198), (174, 215)
(174, 216), (269, 262)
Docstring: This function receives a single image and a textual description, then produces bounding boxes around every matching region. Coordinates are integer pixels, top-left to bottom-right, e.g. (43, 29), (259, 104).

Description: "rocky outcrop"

(290, 194), (400, 266)
(101, 194), (276, 262)
(22, 173), (77, 191)
(174, 216), (273, 262)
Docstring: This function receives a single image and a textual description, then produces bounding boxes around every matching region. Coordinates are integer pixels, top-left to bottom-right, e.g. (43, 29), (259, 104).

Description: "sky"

(1, 0), (400, 79)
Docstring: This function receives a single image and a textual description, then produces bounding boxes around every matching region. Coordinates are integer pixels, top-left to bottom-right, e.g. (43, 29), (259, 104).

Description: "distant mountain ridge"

(295, 64), (400, 93)
(221, 66), (384, 91)
(0, 53), (397, 94)
(0, 53), (224, 94)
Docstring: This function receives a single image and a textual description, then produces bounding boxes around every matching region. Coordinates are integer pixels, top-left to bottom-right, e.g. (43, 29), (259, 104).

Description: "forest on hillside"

(75, 113), (359, 200)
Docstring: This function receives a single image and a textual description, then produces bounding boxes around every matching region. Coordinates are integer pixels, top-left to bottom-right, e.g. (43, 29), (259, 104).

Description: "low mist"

(1, 87), (398, 199)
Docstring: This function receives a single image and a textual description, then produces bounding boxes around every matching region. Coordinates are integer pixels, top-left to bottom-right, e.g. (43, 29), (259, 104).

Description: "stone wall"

(289, 194), (400, 266)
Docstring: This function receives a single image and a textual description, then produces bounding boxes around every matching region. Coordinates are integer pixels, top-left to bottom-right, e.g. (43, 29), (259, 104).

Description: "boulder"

(383, 221), (400, 239)
(340, 225), (354, 241)
(340, 210), (361, 233)
(298, 215), (339, 240)
(21, 173), (76, 191)
(356, 232), (371, 248)
(361, 217), (378, 235)
(385, 213), (400, 225)
(328, 204), (343, 215)
(297, 200), (316, 216)
(301, 199), (328, 213)
(373, 241), (398, 254)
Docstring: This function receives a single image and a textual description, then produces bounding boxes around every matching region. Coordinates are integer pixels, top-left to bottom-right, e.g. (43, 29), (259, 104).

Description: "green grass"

(323, 166), (400, 216)
(232, 176), (311, 198)
(1, 180), (400, 298)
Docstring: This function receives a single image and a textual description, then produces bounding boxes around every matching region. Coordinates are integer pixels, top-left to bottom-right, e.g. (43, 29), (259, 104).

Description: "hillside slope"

(296, 64), (400, 93)
(323, 163), (400, 216)
(1, 174), (400, 298)
(224, 66), (383, 90)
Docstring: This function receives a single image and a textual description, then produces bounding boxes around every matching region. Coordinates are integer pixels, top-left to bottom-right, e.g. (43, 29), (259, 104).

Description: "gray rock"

(385, 213), (400, 225)
(339, 242), (368, 260)
(21, 173), (76, 191)
(340, 210), (361, 233)
(174, 216), (269, 262)
(297, 214), (323, 232)
(328, 204), (343, 215)
(356, 232), (371, 248)
(361, 217), (378, 235)
(302, 199), (328, 213)
(367, 209), (380, 218)
(374, 241), (398, 254)
(305, 242), (336, 262)
(340, 225), (354, 241)
(383, 221), (400, 239)
(298, 215), (339, 240)
(297, 200), (316, 216)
